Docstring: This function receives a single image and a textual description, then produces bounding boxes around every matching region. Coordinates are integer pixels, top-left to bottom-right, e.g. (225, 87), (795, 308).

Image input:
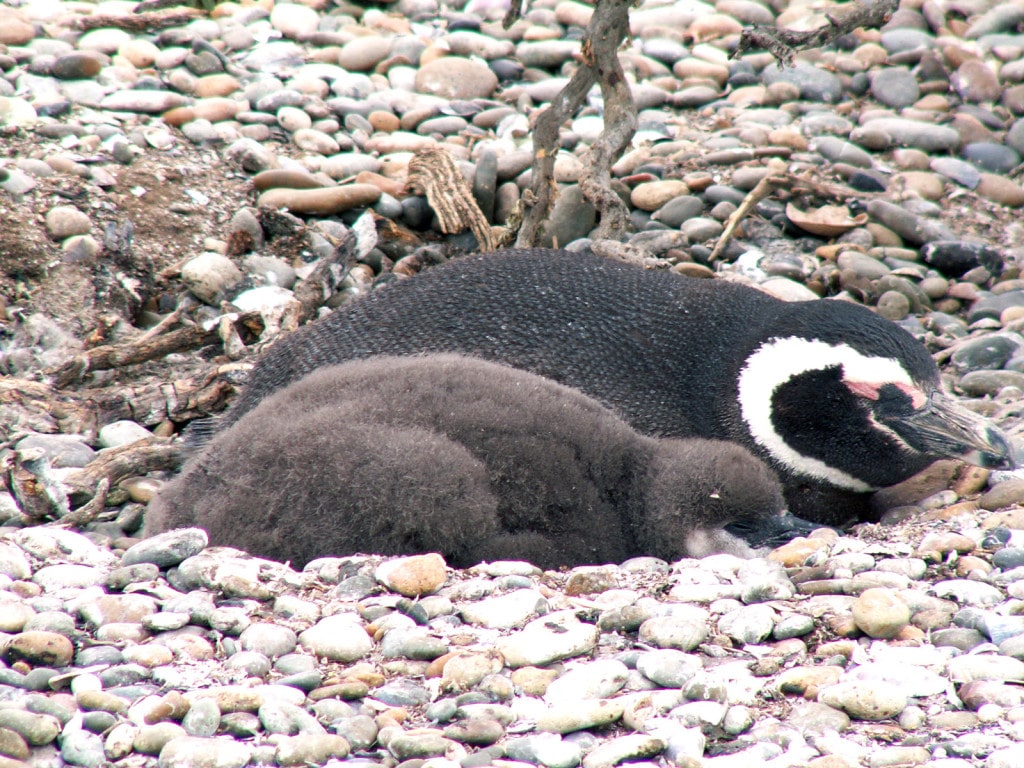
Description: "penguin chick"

(213, 249), (1014, 525)
(147, 354), (797, 569)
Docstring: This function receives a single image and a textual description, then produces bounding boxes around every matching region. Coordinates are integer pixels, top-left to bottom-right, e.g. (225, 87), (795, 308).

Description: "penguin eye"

(872, 383), (917, 417)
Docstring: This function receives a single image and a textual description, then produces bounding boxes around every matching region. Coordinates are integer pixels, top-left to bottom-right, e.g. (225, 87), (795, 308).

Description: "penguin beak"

(881, 392), (1016, 470)
(725, 511), (833, 549)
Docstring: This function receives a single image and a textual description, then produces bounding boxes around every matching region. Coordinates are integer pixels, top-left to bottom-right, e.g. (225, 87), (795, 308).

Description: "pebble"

(851, 588), (911, 639)
(298, 615), (374, 662)
(375, 553), (448, 597)
(818, 680), (908, 721)
(256, 184), (381, 217)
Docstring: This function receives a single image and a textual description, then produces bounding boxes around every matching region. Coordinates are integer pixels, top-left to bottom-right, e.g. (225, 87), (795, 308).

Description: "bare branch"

(733, 0), (899, 66)
(73, 8), (201, 32)
(516, 0), (639, 247)
(63, 440), (185, 502)
(46, 311), (263, 388)
(578, 0), (638, 241)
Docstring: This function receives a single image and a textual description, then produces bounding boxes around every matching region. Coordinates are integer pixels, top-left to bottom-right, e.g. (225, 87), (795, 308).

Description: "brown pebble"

(308, 681), (369, 701)
(769, 537), (829, 567)
(252, 169), (325, 192)
(192, 97), (244, 123)
(0, 726), (30, 759)
(824, 614), (859, 638)
(955, 556), (992, 577)
(52, 52), (104, 80)
(425, 652), (456, 679)
(953, 466), (990, 496)
(959, 680), (1024, 710)
(565, 566), (619, 596)
(979, 479), (1024, 510)
(630, 180), (689, 211)
(671, 262), (715, 278)
(895, 625), (925, 642)
(369, 110), (401, 132)
(162, 106), (196, 127)
(852, 588), (910, 639)
(982, 508), (1024, 530)
(977, 173), (1024, 207)
(194, 74), (241, 98)
(510, 666), (559, 696)
(916, 532), (976, 557)
(4, 631), (74, 667)
(912, 608), (954, 631)
(374, 553), (448, 597)
(256, 184), (381, 216)
(930, 711), (980, 730)
(871, 460), (960, 512)
(777, 666), (842, 696)
(1001, 306), (1024, 325)
(816, 640), (857, 659)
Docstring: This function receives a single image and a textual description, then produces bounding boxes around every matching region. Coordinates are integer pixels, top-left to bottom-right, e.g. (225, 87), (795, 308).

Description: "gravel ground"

(6, 0), (1024, 766)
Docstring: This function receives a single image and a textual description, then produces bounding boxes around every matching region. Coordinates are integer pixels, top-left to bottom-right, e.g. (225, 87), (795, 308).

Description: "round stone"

(414, 57), (498, 100)
(44, 205), (91, 240)
(818, 680), (907, 721)
(852, 588), (911, 639)
(375, 554), (448, 597)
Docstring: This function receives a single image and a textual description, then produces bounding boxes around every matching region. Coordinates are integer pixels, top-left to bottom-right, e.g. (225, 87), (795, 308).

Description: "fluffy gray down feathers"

(146, 354), (787, 568)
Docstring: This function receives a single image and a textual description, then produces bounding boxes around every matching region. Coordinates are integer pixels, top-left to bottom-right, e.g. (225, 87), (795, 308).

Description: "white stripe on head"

(737, 337), (916, 491)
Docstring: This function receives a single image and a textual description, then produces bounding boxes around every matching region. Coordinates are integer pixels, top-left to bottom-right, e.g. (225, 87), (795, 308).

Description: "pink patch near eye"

(846, 380), (881, 400)
(846, 380), (928, 408)
(895, 382), (929, 409)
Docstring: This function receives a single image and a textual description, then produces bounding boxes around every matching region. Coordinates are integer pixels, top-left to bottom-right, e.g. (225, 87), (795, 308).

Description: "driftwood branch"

(73, 9), (201, 32)
(517, 0), (638, 247)
(407, 146), (502, 251)
(710, 175), (787, 263)
(1, 369), (244, 442)
(63, 440), (185, 503)
(5, 439), (183, 525)
(733, 0), (899, 66)
(709, 170), (887, 262)
(47, 311), (262, 388)
(577, 0), (638, 241)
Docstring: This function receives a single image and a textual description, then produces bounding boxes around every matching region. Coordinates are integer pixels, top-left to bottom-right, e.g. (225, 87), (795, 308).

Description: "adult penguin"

(211, 248), (1014, 526)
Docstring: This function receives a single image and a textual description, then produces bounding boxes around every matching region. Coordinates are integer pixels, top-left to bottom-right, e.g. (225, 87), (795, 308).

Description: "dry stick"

(2, 372), (239, 439)
(63, 440), (185, 502)
(709, 175), (787, 263)
(708, 171), (889, 263)
(578, 0), (638, 241)
(514, 0), (639, 246)
(48, 311), (261, 388)
(63, 479), (109, 529)
(293, 229), (358, 322)
(733, 0), (899, 65)
(74, 9), (200, 32)
(515, 68), (596, 247)
(407, 146), (501, 251)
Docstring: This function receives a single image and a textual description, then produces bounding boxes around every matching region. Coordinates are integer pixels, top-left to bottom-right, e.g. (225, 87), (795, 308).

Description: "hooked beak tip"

(884, 392), (1017, 470)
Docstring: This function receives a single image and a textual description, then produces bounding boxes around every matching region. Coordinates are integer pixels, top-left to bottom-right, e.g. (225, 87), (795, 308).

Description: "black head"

(736, 300), (1015, 490)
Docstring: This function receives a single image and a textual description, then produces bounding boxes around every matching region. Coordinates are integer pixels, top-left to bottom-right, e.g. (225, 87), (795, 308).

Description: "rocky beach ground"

(7, 0), (1024, 767)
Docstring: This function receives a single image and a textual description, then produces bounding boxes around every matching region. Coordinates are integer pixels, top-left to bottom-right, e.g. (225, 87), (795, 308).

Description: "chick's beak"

(881, 391), (1016, 470)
